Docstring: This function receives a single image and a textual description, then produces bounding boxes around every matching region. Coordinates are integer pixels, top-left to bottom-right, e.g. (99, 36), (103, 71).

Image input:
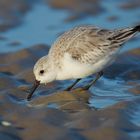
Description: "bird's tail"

(109, 25), (140, 47)
(133, 25), (140, 32)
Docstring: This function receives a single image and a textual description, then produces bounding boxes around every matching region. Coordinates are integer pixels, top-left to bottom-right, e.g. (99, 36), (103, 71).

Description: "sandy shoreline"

(0, 45), (140, 140)
(0, 0), (140, 139)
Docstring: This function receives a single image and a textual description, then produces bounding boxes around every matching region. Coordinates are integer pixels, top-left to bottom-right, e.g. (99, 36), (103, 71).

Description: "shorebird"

(27, 25), (140, 100)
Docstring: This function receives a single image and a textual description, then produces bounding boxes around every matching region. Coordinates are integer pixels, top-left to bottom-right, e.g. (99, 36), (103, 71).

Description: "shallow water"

(0, 0), (140, 140)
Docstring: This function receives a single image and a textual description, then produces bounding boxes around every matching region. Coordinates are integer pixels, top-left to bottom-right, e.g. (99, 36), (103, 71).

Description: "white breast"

(56, 52), (118, 80)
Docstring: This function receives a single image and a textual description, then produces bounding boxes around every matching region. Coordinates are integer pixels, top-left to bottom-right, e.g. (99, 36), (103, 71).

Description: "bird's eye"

(40, 70), (44, 74)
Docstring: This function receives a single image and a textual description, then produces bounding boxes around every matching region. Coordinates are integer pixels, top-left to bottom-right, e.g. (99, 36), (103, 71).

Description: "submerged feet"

(65, 79), (81, 91)
(82, 71), (103, 90)
(65, 71), (103, 91)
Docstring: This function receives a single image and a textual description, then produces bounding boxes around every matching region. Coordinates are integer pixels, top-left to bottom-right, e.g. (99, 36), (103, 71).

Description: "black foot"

(64, 79), (81, 91)
(82, 71), (103, 90)
(64, 87), (72, 91)
(82, 85), (91, 90)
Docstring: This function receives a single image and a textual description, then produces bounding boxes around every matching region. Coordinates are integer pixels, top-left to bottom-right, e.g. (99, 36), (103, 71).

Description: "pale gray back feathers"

(49, 25), (140, 65)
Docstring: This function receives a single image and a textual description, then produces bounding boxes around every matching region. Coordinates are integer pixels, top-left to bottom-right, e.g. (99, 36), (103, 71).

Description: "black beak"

(27, 80), (40, 101)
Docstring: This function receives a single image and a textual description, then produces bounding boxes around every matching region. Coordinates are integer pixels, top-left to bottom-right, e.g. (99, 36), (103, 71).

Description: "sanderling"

(27, 25), (140, 100)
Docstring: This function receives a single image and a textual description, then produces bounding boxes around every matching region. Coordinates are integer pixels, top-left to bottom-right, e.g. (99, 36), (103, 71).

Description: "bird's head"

(27, 55), (56, 100)
(33, 56), (56, 84)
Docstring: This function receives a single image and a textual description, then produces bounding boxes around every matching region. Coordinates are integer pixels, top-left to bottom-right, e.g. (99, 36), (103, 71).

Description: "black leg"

(65, 79), (81, 91)
(83, 71), (103, 90)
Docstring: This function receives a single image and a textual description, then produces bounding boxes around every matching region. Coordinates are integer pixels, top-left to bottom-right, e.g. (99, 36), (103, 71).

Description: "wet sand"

(0, 0), (140, 140)
(0, 45), (140, 140)
(46, 0), (104, 22)
(0, 0), (32, 32)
